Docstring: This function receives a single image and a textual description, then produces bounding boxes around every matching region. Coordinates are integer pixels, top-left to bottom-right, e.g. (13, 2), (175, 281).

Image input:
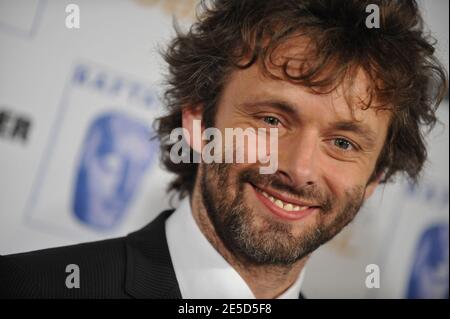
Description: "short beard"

(200, 162), (366, 266)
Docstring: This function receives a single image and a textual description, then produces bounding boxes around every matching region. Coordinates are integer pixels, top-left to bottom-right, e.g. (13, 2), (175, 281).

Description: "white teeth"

(274, 199), (284, 208)
(259, 189), (309, 212)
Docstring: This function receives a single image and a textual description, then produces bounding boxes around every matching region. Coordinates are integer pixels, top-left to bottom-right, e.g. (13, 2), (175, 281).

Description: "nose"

(277, 130), (319, 187)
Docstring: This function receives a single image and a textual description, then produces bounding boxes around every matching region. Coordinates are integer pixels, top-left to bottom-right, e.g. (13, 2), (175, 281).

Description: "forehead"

(219, 60), (391, 134)
(219, 35), (392, 129)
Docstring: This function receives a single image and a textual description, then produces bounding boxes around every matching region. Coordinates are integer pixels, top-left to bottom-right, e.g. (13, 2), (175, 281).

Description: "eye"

(262, 116), (281, 127)
(333, 138), (354, 151)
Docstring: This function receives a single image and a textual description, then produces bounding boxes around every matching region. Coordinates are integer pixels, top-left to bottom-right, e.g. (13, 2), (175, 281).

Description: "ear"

(364, 172), (384, 200)
(182, 106), (204, 153)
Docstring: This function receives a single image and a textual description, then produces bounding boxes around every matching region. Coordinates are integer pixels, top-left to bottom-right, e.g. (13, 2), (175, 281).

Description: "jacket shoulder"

(0, 237), (129, 298)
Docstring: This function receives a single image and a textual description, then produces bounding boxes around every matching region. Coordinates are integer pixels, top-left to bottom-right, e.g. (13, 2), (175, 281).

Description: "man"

(0, 0), (447, 298)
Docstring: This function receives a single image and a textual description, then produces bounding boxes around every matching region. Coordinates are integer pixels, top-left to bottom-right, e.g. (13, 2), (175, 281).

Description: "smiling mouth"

(250, 183), (320, 221)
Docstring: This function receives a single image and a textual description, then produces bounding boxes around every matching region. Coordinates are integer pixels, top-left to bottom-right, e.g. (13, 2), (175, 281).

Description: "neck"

(190, 185), (308, 299)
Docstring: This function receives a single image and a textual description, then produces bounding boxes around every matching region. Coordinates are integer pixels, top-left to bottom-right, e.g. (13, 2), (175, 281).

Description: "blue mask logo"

(73, 112), (158, 230)
(406, 224), (449, 299)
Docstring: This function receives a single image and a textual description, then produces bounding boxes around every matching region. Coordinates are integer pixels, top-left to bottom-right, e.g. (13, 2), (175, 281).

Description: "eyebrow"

(240, 99), (300, 120)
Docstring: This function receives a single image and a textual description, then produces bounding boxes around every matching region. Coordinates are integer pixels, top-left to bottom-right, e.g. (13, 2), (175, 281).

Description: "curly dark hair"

(155, 0), (448, 199)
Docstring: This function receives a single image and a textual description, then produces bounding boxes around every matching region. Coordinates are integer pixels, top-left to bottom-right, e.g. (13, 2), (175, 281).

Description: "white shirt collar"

(165, 197), (306, 299)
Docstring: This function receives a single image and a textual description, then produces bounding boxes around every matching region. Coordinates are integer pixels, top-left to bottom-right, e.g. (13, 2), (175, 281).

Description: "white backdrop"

(0, 0), (448, 298)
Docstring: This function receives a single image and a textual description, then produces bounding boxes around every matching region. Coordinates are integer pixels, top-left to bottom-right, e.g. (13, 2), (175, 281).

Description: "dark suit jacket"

(0, 210), (305, 299)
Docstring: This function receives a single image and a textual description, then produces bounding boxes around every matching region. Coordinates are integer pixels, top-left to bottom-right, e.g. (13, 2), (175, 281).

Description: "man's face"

(192, 54), (390, 266)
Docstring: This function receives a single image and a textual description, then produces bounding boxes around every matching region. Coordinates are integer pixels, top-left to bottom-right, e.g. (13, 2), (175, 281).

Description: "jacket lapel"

(124, 210), (181, 299)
